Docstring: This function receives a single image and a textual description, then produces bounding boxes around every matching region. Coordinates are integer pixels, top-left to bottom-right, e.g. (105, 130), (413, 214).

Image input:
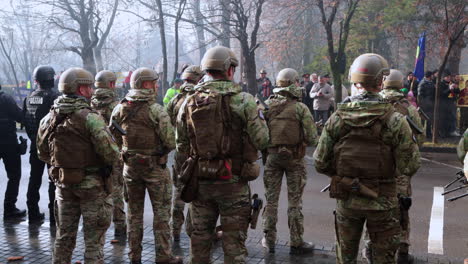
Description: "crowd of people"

(0, 46), (465, 264)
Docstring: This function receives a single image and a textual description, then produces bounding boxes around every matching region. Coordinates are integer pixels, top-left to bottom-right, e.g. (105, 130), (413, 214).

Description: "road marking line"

(428, 186), (444, 255)
(421, 157), (462, 170)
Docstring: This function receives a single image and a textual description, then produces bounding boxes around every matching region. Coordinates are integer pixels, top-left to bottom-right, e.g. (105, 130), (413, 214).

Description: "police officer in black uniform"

(23, 65), (59, 223)
(0, 84), (26, 219)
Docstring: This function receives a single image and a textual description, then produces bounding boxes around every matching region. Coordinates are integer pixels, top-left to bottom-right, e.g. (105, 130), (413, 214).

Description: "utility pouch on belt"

(179, 157), (197, 184)
(180, 156), (199, 203)
(330, 176), (378, 200)
(240, 162), (260, 181)
(196, 159), (232, 180)
(48, 166), (60, 182)
(124, 153), (154, 172)
(399, 196), (412, 210)
(58, 168), (84, 185)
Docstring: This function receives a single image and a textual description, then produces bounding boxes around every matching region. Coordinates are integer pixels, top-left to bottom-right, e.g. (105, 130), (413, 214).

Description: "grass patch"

(422, 142), (457, 148)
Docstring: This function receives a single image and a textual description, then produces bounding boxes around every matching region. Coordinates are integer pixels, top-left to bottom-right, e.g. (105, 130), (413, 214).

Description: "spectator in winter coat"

(309, 75), (334, 123)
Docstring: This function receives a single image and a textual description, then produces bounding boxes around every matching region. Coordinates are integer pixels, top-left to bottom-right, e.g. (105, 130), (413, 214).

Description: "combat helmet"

(95, 70), (117, 89)
(273, 68), (301, 98)
(181, 65), (203, 82)
(130, 67), (159, 89)
(349, 53), (390, 87)
(383, 69), (404, 89)
(58, 67), (94, 94)
(201, 46), (239, 72)
(260, 69), (267, 74)
(33, 65), (55, 82)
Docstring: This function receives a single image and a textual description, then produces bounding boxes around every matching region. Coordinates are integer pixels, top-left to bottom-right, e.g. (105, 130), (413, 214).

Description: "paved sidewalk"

(0, 219), (458, 263)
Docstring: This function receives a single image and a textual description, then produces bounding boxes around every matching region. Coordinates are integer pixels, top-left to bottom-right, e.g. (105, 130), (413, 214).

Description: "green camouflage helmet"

(58, 67), (94, 94)
(276, 68), (299, 87)
(201, 46), (239, 72)
(181, 65), (202, 82)
(95, 70), (117, 89)
(131, 67), (159, 89)
(349, 53), (390, 87)
(383, 69), (404, 89)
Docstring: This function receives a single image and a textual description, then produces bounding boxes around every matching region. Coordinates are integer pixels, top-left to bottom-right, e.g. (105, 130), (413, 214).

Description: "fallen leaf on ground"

(7, 256), (24, 261)
(110, 239), (119, 244)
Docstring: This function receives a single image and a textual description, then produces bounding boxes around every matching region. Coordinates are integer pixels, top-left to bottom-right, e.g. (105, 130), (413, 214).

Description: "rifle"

(417, 107), (430, 121)
(320, 184), (331, 193)
(448, 192), (468, 202)
(444, 171), (465, 189)
(406, 116), (424, 135)
(110, 120), (127, 135)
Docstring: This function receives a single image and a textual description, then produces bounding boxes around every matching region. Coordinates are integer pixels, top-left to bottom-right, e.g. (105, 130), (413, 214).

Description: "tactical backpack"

(45, 108), (105, 185)
(392, 100), (410, 117)
(266, 99), (302, 146)
(332, 109), (396, 199)
(184, 90), (258, 181)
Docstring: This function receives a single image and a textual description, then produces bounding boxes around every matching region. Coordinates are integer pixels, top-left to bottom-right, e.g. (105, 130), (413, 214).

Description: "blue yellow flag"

(413, 32), (426, 81)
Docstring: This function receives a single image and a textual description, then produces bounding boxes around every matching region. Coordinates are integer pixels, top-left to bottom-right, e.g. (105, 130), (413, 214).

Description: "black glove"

(18, 136), (28, 155)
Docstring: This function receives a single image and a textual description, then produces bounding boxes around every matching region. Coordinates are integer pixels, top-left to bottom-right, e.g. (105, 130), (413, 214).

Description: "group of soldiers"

(0, 45), (438, 264)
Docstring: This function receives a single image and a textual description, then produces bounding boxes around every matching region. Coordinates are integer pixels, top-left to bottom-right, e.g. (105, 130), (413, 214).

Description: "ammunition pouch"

(249, 194), (263, 229)
(329, 176), (349, 200)
(268, 144), (305, 159)
(240, 162), (260, 182)
(122, 152), (166, 172)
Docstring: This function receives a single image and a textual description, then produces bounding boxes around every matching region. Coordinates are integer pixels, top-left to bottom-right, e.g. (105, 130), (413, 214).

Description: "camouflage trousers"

(53, 177), (113, 264)
(364, 175), (412, 255)
(335, 205), (400, 264)
(112, 162), (126, 230)
(123, 162), (174, 262)
(190, 182), (251, 264)
(171, 165), (186, 236)
(262, 154), (306, 247)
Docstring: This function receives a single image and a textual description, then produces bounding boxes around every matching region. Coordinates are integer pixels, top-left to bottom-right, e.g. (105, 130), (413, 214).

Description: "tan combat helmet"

(131, 67), (159, 89)
(383, 69), (404, 90)
(181, 65), (203, 82)
(349, 53), (390, 87)
(58, 67), (94, 94)
(201, 46), (239, 72)
(273, 68), (301, 98)
(95, 70), (117, 89)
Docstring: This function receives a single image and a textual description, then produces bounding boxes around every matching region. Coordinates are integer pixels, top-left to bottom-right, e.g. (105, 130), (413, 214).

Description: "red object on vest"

(219, 160), (232, 180)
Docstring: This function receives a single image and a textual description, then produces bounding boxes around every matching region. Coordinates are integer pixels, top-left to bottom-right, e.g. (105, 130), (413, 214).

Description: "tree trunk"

(446, 36), (466, 74)
(94, 48), (104, 72)
(219, 0), (231, 47)
(302, 8), (314, 70)
(82, 48), (97, 75)
(173, 19), (180, 80)
(193, 0), (206, 62)
(155, 0), (168, 94)
(0, 38), (20, 89)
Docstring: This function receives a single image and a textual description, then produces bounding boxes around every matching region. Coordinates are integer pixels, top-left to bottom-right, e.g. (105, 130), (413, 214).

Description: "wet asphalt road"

(0, 132), (466, 261)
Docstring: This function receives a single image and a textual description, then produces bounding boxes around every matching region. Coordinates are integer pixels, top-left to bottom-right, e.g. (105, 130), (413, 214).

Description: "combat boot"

(28, 211), (45, 224)
(261, 237), (275, 253)
(3, 207), (27, 220)
(155, 256), (183, 264)
(289, 241), (315, 255)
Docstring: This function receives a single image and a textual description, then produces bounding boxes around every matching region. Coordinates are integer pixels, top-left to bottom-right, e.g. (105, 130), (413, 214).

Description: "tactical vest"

(333, 110), (396, 198)
(119, 101), (162, 153)
(186, 91), (257, 177)
(24, 89), (58, 139)
(48, 108), (104, 169)
(170, 93), (186, 125)
(266, 99), (302, 146)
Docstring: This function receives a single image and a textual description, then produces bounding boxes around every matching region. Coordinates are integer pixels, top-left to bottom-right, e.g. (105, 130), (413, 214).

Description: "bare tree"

(428, 0), (467, 143)
(93, 0), (119, 71)
(0, 34), (20, 89)
(192, 0), (207, 62)
(228, 0), (266, 95)
(315, 0), (360, 103)
(173, 0), (187, 80)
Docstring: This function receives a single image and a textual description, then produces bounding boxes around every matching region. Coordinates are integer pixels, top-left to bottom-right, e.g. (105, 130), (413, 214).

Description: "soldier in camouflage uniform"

(261, 68), (318, 254)
(176, 46), (269, 264)
(379, 69), (423, 263)
(457, 129), (468, 179)
(91, 70), (127, 239)
(313, 54), (421, 264)
(37, 67), (119, 264)
(110, 68), (182, 264)
(166, 65), (202, 241)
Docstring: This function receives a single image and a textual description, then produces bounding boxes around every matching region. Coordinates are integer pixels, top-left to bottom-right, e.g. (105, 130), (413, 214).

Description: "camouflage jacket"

(313, 92), (421, 210)
(457, 128), (468, 164)
(380, 89), (425, 147)
(265, 94), (318, 147)
(166, 83), (195, 126)
(91, 88), (119, 122)
(176, 80), (269, 184)
(37, 95), (119, 188)
(111, 89), (175, 153)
